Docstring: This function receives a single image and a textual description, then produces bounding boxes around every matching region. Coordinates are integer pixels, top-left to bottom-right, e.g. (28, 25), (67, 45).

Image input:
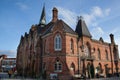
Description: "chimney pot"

(110, 33), (115, 44)
(52, 7), (58, 22)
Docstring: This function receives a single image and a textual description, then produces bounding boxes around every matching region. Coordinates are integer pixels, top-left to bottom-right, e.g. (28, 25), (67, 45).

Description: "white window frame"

(54, 34), (62, 51)
(54, 60), (62, 72)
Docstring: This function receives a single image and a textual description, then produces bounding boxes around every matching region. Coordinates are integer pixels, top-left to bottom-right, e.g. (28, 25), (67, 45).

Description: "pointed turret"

(39, 5), (46, 26)
(99, 37), (104, 43)
(75, 16), (92, 38)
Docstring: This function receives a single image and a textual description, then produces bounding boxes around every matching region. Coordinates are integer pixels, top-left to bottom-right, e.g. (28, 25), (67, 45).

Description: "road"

(0, 72), (120, 80)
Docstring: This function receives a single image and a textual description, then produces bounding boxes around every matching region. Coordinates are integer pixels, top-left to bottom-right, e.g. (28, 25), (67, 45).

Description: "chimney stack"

(52, 7), (58, 22)
(110, 33), (115, 44)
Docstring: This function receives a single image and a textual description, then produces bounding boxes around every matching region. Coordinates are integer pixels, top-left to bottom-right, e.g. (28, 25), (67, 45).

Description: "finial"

(80, 16), (84, 20)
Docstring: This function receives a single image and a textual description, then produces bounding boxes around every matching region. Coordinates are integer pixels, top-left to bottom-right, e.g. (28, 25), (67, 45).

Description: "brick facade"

(16, 7), (120, 79)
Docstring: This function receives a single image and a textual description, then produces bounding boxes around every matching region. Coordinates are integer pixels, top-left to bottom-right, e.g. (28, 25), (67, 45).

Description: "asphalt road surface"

(0, 72), (120, 80)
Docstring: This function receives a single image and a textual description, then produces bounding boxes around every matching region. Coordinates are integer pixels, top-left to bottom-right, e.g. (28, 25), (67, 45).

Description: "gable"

(42, 20), (77, 37)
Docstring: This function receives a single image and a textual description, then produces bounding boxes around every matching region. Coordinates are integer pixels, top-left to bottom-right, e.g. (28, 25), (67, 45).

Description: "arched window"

(54, 34), (62, 51)
(85, 46), (90, 56)
(70, 39), (74, 53)
(106, 50), (109, 60)
(96, 63), (102, 74)
(54, 60), (62, 72)
(85, 42), (91, 57)
(98, 49), (101, 60)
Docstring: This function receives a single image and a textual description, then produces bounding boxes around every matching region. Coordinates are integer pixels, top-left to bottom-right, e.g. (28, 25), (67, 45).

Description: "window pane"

(55, 64), (57, 70)
(54, 61), (62, 71)
(54, 34), (62, 50)
(59, 64), (61, 70)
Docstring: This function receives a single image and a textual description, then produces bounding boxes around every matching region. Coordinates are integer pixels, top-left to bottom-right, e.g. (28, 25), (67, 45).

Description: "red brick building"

(16, 6), (120, 79)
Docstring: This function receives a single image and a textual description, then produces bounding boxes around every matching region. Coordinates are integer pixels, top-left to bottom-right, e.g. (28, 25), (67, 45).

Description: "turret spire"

(75, 16), (92, 38)
(39, 4), (46, 26)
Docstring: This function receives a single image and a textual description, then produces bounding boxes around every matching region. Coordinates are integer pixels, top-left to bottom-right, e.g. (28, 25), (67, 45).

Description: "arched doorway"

(96, 63), (103, 77)
(87, 62), (91, 78)
(87, 61), (95, 78)
(70, 63), (75, 75)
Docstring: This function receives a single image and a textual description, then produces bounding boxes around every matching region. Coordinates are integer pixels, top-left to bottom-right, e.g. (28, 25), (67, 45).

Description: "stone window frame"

(54, 60), (62, 72)
(54, 34), (62, 51)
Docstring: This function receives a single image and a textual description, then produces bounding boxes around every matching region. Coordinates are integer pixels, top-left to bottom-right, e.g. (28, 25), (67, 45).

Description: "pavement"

(0, 72), (120, 80)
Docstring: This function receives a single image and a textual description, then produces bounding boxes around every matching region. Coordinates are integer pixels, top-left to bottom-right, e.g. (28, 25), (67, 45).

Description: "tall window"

(70, 39), (74, 53)
(54, 34), (62, 51)
(106, 50), (109, 60)
(98, 49), (101, 60)
(54, 60), (62, 72)
(85, 42), (91, 57)
(85, 46), (90, 56)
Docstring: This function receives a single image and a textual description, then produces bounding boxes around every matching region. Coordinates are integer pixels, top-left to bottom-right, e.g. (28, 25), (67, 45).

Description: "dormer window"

(54, 34), (62, 51)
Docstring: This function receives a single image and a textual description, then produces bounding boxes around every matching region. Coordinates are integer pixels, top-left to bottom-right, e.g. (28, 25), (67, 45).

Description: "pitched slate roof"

(62, 20), (77, 35)
(75, 18), (92, 38)
(42, 20), (77, 36)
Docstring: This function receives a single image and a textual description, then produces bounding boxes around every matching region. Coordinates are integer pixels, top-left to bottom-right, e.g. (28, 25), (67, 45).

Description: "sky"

(0, 0), (120, 58)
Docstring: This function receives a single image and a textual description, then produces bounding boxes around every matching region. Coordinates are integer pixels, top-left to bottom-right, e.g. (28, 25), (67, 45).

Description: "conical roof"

(39, 5), (46, 25)
(75, 16), (92, 38)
